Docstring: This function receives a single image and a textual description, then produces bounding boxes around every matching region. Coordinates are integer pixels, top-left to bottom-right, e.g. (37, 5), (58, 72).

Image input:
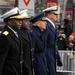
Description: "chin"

(44, 27), (46, 29)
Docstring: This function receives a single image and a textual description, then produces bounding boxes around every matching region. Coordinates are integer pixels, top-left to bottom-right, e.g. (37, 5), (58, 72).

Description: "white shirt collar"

(46, 18), (55, 28)
(7, 26), (18, 37)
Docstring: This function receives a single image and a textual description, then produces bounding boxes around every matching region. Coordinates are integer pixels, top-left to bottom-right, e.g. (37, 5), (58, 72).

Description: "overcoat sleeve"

(0, 34), (10, 75)
(30, 31), (37, 49)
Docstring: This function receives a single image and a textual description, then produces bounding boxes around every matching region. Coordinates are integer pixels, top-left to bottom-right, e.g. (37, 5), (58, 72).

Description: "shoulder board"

(3, 31), (9, 36)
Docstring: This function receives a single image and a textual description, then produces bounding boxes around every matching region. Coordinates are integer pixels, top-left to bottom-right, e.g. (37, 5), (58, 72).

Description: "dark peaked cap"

(29, 12), (46, 23)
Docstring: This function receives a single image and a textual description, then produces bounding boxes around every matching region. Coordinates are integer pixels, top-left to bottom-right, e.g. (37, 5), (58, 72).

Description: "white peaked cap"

(0, 7), (19, 22)
(19, 9), (30, 18)
(43, 6), (57, 12)
(43, 5), (60, 15)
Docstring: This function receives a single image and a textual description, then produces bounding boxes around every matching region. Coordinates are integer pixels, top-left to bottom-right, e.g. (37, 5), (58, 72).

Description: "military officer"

(0, 7), (25, 75)
(20, 9), (35, 75)
(29, 12), (48, 75)
(10, 9), (34, 75)
(43, 5), (63, 75)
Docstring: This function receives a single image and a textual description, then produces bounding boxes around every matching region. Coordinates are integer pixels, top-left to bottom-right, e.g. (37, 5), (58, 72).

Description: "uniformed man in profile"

(19, 9), (31, 29)
(29, 12), (48, 75)
(9, 9), (34, 75)
(0, 7), (24, 75)
(43, 5), (62, 75)
(20, 9), (35, 75)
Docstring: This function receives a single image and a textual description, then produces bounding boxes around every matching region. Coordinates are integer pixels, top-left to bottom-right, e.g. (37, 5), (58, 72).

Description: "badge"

(3, 31), (9, 36)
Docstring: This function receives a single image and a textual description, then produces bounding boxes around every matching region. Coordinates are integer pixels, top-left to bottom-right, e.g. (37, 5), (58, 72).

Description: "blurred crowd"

(56, 19), (75, 50)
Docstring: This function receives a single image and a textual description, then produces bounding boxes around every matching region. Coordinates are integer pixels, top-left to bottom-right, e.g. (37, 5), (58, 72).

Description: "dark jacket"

(57, 36), (67, 50)
(45, 20), (62, 75)
(64, 24), (72, 39)
(0, 25), (23, 75)
(63, 19), (72, 39)
(18, 28), (34, 75)
(30, 26), (48, 75)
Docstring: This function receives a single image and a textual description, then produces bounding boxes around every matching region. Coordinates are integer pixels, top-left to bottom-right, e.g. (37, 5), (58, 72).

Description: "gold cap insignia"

(3, 31), (9, 36)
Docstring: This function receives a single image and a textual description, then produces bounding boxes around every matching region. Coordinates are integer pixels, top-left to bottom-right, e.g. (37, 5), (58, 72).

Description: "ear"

(8, 19), (13, 25)
(34, 22), (39, 26)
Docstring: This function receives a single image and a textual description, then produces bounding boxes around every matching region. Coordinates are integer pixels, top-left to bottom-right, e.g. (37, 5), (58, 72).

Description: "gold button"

(32, 58), (34, 61)
(33, 69), (34, 71)
(20, 61), (23, 64)
(21, 70), (22, 73)
(31, 48), (34, 51)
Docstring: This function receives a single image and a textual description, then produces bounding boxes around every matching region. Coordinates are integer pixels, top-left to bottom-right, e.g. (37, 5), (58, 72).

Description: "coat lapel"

(47, 20), (56, 34)
(14, 36), (20, 45)
(33, 26), (44, 41)
(3, 26), (20, 45)
(50, 25), (55, 34)
(19, 30), (29, 43)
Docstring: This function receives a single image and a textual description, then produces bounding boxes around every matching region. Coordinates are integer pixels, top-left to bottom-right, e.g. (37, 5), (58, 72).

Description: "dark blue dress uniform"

(42, 5), (63, 75)
(30, 26), (48, 75)
(44, 20), (62, 75)
(29, 12), (48, 75)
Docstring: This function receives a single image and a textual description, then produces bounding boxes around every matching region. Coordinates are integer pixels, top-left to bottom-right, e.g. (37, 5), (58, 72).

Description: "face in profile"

(11, 19), (22, 30)
(22, 19), (30, 29)
(34, 20), (47, 31)
(48, 13), (58, 23)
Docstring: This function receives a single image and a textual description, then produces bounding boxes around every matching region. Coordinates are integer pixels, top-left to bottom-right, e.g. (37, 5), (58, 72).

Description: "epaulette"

(3, 31), (9, 36)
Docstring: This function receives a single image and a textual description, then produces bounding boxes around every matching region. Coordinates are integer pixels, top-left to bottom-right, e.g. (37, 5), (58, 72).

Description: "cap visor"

(10, 15), (25, 19)
(52, 11), (60, 15)
(23, 16), (31, 19)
